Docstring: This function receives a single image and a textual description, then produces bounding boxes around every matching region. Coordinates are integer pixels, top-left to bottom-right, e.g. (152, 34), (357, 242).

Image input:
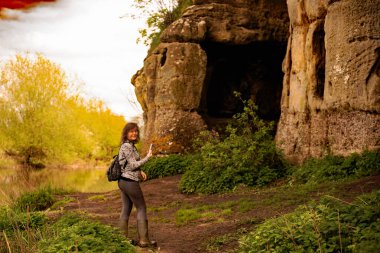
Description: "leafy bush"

(353, 150), (380, 177)
(179, 96), (288, 194)
(142, 154), (193, 179)
(38, 212), (135, 252)
(0, 206), (46, 231)
(238, 190), (380, 252)
(291, 150), (380, 184)
(13, 186), (56, 212)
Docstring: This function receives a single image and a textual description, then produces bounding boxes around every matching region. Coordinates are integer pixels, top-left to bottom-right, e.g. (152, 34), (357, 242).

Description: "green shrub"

(142, 154), (193, 179)
(38, 212), (135, 252)
(179, 96), (288, 194)
(238, 190), (380, 252)
(291, 150), (380, 184)
(0, 206), (46, 231)
(354, 150), (380, 177)
(13, 186), (56, 212)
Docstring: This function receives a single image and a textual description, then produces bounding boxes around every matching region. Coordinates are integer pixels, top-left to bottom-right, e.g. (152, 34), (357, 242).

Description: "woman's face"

(127, 128), (138, 141)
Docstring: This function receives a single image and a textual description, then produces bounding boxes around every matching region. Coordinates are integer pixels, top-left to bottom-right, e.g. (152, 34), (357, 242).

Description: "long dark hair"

(121, 122), (140, 144)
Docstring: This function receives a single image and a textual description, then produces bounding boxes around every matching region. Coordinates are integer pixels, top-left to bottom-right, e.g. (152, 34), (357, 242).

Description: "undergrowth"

(0, 188), (135, 252)
(291, 150), (380, 184)
(38, 212), (135, 253)
(142, 154), (193, 179)
(238, 190), (380, 252)
(179, 95), (288, 194)
(0, 207), (46, 232)
(12, 186), (58, 212)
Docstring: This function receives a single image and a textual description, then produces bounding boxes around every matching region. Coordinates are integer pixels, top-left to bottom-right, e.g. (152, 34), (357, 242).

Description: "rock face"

(132, 0), (380, 161)
(276, 0), (380, 162)
(132, 0), (289, 152)
(132, 42), (208, 152)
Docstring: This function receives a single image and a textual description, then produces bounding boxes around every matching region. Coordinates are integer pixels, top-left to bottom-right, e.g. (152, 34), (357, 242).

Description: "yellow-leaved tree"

(0, 53), (126, 167)
(72, 98), (126, 158)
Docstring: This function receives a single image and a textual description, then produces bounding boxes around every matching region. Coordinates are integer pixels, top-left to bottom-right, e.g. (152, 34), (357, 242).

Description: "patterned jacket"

(118, 141), (149, 181)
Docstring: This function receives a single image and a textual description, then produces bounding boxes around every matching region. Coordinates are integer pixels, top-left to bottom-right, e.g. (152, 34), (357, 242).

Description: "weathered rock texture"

(132, 0), (380, 161)
(276, 0), (380, 162)
(132, 0), (289, 152)
(132, 43), (207, 152)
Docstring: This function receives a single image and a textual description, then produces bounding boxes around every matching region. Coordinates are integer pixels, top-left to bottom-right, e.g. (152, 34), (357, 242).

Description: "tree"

(0, 53), (127, 168)
(73, 98), (126, 158)
(0, 54), (87, 166)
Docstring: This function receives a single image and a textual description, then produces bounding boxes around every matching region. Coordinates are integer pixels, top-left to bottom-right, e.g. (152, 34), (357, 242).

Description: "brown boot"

(137, 219), (157, 247)
(120, 220), (137, 245)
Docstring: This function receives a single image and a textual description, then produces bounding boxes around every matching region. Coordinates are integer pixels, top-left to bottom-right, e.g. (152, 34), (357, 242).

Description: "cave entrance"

(199, 41), (286, 130)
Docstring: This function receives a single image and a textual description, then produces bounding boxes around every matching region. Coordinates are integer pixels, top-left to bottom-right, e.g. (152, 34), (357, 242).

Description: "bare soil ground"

(61, 175), (380, 253)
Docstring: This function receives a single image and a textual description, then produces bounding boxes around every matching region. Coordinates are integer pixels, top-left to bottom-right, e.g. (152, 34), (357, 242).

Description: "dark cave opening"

(199, 41), (287, 130)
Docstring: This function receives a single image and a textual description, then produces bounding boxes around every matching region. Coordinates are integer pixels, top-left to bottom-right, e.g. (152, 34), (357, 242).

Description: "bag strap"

(117, 152), (128, 169)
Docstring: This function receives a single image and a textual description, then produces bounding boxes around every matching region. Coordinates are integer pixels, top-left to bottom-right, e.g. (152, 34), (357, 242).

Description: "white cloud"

(0, 0), (148, 121)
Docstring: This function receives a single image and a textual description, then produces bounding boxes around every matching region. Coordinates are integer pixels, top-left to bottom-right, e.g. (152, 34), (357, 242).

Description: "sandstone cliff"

(276, 0), (380, 162)
(132, 0), (380, 162)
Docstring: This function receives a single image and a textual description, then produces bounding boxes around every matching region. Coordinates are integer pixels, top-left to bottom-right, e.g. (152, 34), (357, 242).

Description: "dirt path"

(61, 175), (380, 253)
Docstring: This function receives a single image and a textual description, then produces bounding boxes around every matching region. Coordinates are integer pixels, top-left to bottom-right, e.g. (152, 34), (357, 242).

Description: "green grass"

(221, 208), (233, 216)
(174, 177), (367, 228)
(148, 200), (182, 213)
(50, 196), (75, 210)
(174, 202), (235, 225)
(174, 201), (255, 226)
(88, 195), (107, 201)
(176, 209), (203, 225)
(206, 228), (249, 253)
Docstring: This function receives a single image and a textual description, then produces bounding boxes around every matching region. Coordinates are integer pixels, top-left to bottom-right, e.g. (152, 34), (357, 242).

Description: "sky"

(0, 0), (149, 121)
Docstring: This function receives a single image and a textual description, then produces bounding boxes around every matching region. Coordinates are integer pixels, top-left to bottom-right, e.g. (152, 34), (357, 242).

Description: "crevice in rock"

(199, 41), (286, 129)
(365, 47), (380, 106)
(366, 47), (380, 84)
(160, 48), (167, 67)
(313, 23), (326, 99)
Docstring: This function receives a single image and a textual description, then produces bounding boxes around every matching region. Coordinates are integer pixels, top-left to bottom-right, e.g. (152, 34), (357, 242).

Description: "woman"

(118, 122), (157, 247)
